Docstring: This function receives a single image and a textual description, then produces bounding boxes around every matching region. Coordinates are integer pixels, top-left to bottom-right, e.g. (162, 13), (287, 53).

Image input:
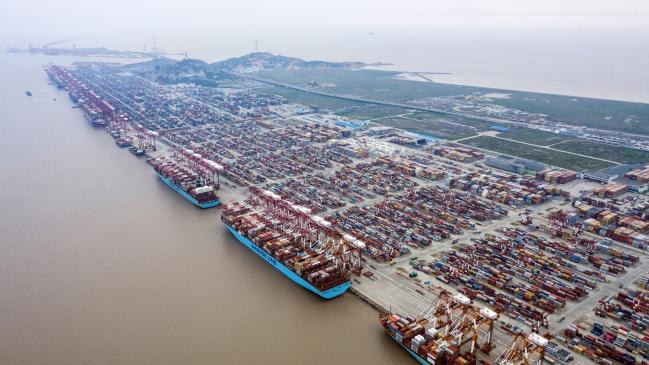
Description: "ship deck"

(224, 223), (351, 299)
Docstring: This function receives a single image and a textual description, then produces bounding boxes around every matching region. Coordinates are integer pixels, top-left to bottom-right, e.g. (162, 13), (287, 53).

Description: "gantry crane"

(133, 124), (158, 151)
(172, 148), (223, 189)
(418, 291), (498, 365)
(237, 187), (363, 275)
(495, 332), (547, 365)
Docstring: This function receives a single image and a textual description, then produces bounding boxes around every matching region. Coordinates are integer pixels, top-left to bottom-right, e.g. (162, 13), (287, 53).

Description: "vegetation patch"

(497, 128), (573, 146)
(258, 85), (365, 110)
(461, 136), (615, 171)
(337, 105), (412, 119)
(553, 140), (649, 164)
(372, 117), (476, 140)
(408, 112), (494, 132)
(256, 69), (649, 135)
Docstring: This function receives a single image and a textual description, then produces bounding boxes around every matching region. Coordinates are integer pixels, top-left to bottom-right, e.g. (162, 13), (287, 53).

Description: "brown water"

(0, 53), (411, 365)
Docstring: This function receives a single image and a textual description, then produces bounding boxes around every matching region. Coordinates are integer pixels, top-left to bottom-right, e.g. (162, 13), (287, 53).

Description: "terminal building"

(582, 171), (617, 184)
(485, 156), (525, 174)
(485, 155), (546, 174)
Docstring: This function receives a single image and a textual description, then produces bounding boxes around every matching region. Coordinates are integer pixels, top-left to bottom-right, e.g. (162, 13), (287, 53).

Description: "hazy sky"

(2, 0), (647, 101)
(2, 0), (648, 45)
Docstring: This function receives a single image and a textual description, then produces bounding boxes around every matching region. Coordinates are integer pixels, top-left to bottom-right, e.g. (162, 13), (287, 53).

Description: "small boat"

(25, 91), (32, 96)
(91, 119), (106, 127)
(115, 138), (131, 148)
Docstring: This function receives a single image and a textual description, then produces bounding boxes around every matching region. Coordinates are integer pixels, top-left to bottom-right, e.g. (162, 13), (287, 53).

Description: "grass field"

(337, 105), (412, 119)
(461, 136), (615, 171)
(553, 140), (649, 164)
(257, 85), (365, 110)
(495, 94), (649, 135)
(409, 112), (494, 132)
(372, 117), (476, 140)
(255, 68), (469, 103)
(496, 128), (574, 146)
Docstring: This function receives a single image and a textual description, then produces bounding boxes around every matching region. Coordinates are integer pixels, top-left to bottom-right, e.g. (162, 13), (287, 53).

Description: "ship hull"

(224, 223), (351, 299)
(81, 110), (106, 127)
(157, 173), (220, 209)
(385, 330), (429, 365)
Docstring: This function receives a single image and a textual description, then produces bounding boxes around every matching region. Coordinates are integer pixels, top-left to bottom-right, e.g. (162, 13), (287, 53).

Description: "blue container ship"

(152, 157), (220, 209)
(158, 173), (220, 209)
(223, 222), (350, 299)
(221, 187), (363, 299)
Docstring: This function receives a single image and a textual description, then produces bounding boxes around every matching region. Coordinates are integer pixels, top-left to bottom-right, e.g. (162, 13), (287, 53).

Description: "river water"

(0, 53), (412, 364)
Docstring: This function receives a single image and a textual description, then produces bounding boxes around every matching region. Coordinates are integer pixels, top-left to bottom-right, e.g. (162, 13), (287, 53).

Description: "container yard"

(327, 186), (507, 261)
(550, 186), (649, 251)
(431, 145), (485, 163)
(44, 61), (649, 365)
(562, 281), (649, 365)
(536, 169), (578, 185)
(625, 166), (649, 183)
(594, 183), (629, 199)
(398, 223), (631, 325)
(450, 170), (570, 208)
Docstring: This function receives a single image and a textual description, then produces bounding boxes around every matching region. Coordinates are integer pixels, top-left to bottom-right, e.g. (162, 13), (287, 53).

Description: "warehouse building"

(485, 156), (525, 174)
(485, 155), (546, 174)
(583, 171), (617, 184)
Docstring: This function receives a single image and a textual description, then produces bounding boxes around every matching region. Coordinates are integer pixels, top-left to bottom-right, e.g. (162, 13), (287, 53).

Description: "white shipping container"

(194, 186), (214, 194)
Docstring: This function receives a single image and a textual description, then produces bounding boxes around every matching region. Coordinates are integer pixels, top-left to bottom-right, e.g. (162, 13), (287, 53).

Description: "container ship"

(380, 292), (499, 365)
(221, 187), (363, 299)
(151, 150), (222, 209)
